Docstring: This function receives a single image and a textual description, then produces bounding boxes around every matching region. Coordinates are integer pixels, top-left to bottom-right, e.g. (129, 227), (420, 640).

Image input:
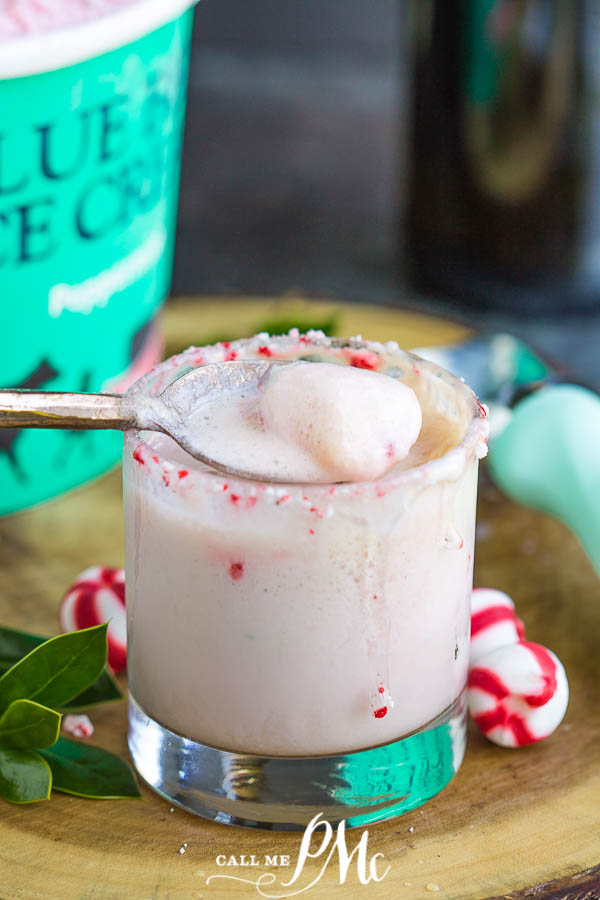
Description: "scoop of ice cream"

(169, 358), (424, 483)
(259, 361), (422, 482)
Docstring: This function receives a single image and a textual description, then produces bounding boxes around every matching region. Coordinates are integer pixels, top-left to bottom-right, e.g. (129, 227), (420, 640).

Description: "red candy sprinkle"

(229, 562), (244, 581)
(385, 443), (395, 458)
(132, 446), (145, 466)
(229, 493), (257, 508)
(178, 469), (189, 480)
(258, 346), (273, 357)
(224, 350), (237, 361)
(346, 350), (379, 371)
(373, 681), (389, 718)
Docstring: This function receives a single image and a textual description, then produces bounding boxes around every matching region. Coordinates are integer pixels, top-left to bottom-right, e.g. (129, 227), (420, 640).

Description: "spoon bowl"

(159, 359), (273, 418)
(152, 359), (293, 482)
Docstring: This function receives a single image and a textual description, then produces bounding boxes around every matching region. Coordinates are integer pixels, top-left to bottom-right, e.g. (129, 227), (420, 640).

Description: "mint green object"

(337, 715), (459, 828)
(0, 7), (195, 515)
(489, 385), (600, 577)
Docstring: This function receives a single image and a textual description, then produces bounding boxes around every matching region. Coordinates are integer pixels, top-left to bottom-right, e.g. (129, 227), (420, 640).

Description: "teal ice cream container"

(0, 0), (197, 515)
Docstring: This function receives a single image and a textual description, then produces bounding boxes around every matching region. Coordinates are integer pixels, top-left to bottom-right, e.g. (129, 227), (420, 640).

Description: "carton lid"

(0, 0), (198, 80)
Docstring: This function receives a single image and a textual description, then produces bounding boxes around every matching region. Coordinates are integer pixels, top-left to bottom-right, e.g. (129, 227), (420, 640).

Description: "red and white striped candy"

(59, 566), (127, 673)
(470, 588), (525, 665)
(467, 641), (569, 747)
(62, 714), (94, 739)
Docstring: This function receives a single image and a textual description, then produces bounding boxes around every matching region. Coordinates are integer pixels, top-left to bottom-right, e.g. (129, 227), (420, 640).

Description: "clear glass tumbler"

(124, 333), (488, 829)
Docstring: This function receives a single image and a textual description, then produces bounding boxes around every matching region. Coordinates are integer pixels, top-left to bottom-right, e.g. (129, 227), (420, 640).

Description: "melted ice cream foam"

(0, 0), (138, 38)
(171, 361), (423, 483)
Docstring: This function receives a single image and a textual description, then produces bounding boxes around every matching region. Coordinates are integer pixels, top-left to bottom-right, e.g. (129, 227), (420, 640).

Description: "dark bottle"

(406, 0), (600, 313)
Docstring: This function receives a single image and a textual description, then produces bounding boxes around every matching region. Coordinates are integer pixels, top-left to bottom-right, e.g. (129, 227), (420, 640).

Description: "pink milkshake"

(125, 331), (488, 826)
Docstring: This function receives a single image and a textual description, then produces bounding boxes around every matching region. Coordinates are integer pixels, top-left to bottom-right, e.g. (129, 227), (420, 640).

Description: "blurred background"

(173, 0), (401, 305)
(172, 0), (600, 385)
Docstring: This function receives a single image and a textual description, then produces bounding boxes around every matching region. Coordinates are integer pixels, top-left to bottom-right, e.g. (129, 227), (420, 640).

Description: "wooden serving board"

(0, 298), (598, 900)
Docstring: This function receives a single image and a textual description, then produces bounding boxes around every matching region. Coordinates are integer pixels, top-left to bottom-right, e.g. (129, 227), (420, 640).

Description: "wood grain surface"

(0, 298), (598, 900)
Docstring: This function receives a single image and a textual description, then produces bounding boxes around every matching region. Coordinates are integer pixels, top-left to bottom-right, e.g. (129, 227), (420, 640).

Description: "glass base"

(128, 693), (466, 830)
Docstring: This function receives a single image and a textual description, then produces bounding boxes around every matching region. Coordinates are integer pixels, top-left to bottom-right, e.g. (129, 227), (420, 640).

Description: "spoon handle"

(0, 390), (132, 430)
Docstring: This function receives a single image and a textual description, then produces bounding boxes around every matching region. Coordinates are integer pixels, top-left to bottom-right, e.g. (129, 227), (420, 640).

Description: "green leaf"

(0, 625), (123, 709)
(40, 737), (141, 799)
(196, 312), (341, 348)
(254, 313), (340, 339)
(60, 668), (123, 710)
(0, 624), (108, 715)
(0, 700), (61, 750)
(0, 747), (52, 803)
(0, 626), (42, 662)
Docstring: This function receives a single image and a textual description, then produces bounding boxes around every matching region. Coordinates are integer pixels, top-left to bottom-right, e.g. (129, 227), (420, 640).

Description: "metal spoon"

(0, 359), (276, 481)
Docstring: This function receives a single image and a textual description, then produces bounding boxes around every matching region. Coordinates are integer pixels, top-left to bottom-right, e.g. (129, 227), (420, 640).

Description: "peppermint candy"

(62, 714), (94, 739)
(59, 566), (127, 673)
(468, 641), (569, 747)
(470, 588), (525, 665)
(468, 588), (568, 747)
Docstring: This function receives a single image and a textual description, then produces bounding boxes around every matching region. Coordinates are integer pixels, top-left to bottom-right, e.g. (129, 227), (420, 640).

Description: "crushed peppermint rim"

(125, 331), (489, 501)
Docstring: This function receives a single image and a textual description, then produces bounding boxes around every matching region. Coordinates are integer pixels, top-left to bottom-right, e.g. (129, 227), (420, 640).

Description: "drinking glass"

(124, 333), (488, 829)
